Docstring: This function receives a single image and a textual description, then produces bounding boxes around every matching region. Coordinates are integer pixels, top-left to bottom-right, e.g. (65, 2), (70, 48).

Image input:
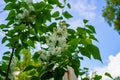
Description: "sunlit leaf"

(105, 72), (113, 79)
(86, 44), (102, 61)
(79, 47), (91, 59)
(24, 65), (35, 71)
(86, 25), (96, 33)
(62, 11), (73, 19)
(52, 11), (59, 18)
(6, 10), (15, 20)
(68, 38), (80, 47)
(4, 3), (14, 10)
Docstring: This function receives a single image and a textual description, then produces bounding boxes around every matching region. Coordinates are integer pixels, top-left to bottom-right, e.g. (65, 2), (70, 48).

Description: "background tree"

(0, 0), (102, 80)
(114, 76), (120, 80)
(102, 0), (120, 31)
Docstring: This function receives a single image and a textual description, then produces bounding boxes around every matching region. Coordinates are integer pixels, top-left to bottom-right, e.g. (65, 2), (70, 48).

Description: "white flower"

(23, 8), (29, 17)
(39, 49), (50, 61)
(29, 5), (35, 11)
(16, 7), (29, 19)
(16, 13), (24, 19)
(22, 0), (33, 4)
(55, 47), (62, 54)
(53, 63), (59, 70)
(39, 22), (68, 59)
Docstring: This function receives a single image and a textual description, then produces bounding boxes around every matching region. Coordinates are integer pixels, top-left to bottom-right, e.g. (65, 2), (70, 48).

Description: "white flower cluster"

(47, 22), (68, 55)
(39, 22), (68, 61)
(16, 0), (35, 20)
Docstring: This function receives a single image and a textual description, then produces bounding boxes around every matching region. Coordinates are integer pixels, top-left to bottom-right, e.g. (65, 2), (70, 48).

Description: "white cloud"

(93, 52), (120, 80)
(70, 0), (96, 20)
(69, 20), (84, 29)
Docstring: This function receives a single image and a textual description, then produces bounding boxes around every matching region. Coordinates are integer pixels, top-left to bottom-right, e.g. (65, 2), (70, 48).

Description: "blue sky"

(67, 0), (120, 79)
(0, 0), (120, 79)
(66, 0), (120, 68)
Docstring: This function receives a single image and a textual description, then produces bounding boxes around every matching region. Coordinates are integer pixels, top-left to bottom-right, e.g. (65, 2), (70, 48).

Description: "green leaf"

(48, 22), (57, 31)
(33, 1), (46, 11)
(0, 24), (8, 29)
(31, 76), (39, 80)
(3, 51), (11, 55)
(94, 75), (102, 80)
(24, 65), (35, 71)
(20, 2), (29, 9)
(54, 68), (65, 80)
(52, 11), (60, 18)
(83, 67), (89, 71)
(4, 3), (14, 10)
(48, 0), (59, 5)
(83, 19), (89, 24)
(2, 56), (10, 61)
(105, 72), (113, 79)
(2, 36), (8, 44)
(29, 70), (36, 75)
(79, 47), (91, 59)
(1, 62), (8, 71)
(64, 0), (66, 3)
(68, 38), (80, 47)
(0, 69), (6, 77)
(43, 10), (51, 22)
(46, 4), (53, 9)
(62, 11), (73, 19)
(67, 3), (71, 9)
(86, 25), (96, 33)
(90, 35), (98, 42)
(27, 39), (35, 48)
(77, 27), (86, 34)
(32, 52), (40, 62)
(14, 24), (26, 31)
(4, 0), (16, 3)
(82, 77), (89, 80)
(6, 29), (15, 37)
(10, 36), (19, 43)
(55, 16), (63, 20)
(86, 38), (92, 44)
(67, 29), (75, 35)
(6, 10), (15, 20)
(86, 44), (102, 61)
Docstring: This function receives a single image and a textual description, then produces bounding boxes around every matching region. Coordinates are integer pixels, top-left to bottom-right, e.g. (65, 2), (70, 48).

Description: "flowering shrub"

(0, 0), (102, 80)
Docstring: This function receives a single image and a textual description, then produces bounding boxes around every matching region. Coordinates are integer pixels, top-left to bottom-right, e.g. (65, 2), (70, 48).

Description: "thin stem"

(5, 47), (15, 80)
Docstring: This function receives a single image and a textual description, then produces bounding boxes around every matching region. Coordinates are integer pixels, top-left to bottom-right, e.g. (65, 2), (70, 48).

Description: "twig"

(5, 47), (15, 80)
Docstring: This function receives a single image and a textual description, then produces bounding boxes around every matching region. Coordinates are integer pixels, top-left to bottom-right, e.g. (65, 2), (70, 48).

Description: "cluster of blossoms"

(16, 0), (35, 20)
(39, 22), (68, 61)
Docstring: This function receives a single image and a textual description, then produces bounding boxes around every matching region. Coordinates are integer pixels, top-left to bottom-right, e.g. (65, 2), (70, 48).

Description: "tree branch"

(5, 47), (15, 80)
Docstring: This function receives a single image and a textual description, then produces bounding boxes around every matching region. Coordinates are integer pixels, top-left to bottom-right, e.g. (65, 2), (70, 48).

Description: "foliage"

(114, 76), (120, 80)
(102, 0), (120, 30)
(105, 72), (113, 79)
(0, 0), (101, 80)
